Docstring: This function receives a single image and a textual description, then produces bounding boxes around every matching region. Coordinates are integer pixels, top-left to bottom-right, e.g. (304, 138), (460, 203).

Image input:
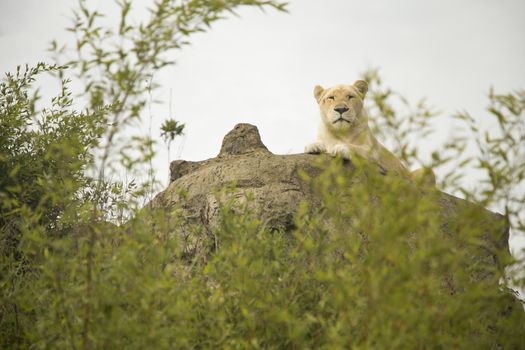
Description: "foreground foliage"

(1, 0), (524, 349)
(2, 140), (524, 348)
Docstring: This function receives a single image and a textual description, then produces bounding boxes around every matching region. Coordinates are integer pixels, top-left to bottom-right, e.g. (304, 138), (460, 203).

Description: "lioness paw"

(329, 144), (352, 159)
(305, 142), (327, 154)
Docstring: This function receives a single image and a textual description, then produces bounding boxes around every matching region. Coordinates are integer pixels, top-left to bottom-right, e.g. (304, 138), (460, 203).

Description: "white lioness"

(305, 80), (435, 185)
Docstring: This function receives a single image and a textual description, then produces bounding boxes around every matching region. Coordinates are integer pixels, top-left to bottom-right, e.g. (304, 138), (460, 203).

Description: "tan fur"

(305, 81), (435, 185)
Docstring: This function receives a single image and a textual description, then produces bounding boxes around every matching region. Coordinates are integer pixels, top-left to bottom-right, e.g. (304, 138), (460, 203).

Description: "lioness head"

(314, 80), (368, 130)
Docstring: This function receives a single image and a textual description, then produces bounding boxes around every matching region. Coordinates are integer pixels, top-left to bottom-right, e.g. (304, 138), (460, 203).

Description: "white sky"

(1, 0), (524, 253)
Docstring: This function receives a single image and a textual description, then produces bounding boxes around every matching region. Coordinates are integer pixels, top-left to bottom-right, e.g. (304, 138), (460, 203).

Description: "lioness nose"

(334, 106), (349, 114)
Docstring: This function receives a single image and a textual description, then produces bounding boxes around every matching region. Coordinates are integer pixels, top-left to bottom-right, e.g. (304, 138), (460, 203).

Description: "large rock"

(149, 123), (509, 279)
(150, 123), (326, 231)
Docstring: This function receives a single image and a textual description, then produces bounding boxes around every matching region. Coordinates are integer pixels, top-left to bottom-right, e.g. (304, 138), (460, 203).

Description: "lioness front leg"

(329, 144), (373, 161)
(329, 144), (352, 159)
(305, 141), (327, 154)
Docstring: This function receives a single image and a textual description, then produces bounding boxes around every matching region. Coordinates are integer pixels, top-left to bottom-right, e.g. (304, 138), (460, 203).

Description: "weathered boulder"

(150, 123), (326, 231)
(149, 123), (509, 279)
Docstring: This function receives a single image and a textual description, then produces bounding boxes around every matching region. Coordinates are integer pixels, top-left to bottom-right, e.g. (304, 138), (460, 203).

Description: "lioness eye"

(347, 95), (353, 99)
(327, 96), (335, 100)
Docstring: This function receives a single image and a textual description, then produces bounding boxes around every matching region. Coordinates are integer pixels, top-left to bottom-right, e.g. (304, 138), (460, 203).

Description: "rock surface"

(149, 123), (509, 278)
(151, 123), (326, 231)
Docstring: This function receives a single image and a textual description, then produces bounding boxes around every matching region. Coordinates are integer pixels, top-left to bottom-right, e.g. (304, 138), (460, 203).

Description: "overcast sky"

(1, 0), (524, 251)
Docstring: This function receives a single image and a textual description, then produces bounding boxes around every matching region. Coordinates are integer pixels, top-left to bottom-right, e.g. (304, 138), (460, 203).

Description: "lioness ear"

(314, 85), (324, 103)
(353, 80), (368, 97)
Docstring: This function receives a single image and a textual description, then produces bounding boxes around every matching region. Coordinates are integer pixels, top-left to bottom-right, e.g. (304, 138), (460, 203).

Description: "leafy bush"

(1, 1), (524, 349)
